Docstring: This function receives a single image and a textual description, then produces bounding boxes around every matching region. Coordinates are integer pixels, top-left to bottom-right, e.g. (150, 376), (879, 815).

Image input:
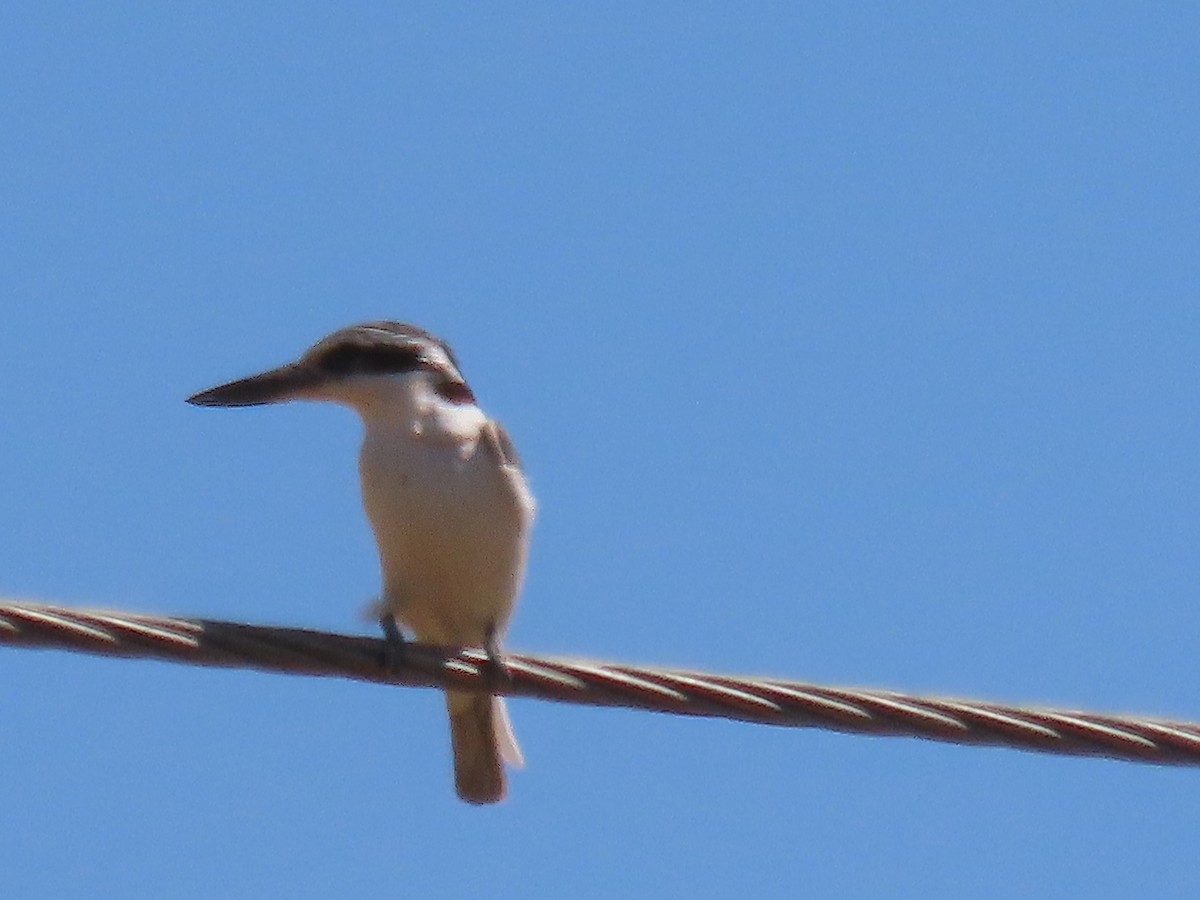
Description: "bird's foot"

(484, 627), (512, 686)
(379, 613), (408, 677)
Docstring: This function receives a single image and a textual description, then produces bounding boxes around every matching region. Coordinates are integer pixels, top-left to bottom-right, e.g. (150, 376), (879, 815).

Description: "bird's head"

(187, 321), (475, 414)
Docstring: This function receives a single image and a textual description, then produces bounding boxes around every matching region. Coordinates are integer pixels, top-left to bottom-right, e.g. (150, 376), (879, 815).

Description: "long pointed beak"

(187, 362), (324, 407)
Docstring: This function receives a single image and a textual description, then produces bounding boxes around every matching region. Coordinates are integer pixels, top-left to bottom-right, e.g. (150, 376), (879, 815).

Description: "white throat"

(328, 370), (484, 440)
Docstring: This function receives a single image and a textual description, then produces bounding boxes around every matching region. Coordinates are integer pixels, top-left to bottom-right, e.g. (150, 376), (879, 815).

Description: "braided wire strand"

(4, 598), (1199, 765)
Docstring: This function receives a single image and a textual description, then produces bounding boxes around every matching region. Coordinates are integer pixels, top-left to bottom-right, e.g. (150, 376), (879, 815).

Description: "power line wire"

(4, 598), (1197, 766)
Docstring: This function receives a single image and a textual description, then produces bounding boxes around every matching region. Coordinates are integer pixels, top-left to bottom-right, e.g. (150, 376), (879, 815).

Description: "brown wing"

(479, 418), (536, 518)
(480, 418), (523, 470)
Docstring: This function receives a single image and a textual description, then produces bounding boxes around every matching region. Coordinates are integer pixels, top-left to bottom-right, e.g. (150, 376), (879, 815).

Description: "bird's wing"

(480, 418), (523, 470)
(480, 418), (536, 518)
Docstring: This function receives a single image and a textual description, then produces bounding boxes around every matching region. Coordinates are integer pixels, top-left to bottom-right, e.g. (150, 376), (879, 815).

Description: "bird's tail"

(446, 691), (523, 804)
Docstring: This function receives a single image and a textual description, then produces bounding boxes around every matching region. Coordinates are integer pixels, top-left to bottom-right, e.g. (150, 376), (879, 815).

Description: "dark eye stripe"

(314, 342), (423, 376)
(435, 379), (476, 404)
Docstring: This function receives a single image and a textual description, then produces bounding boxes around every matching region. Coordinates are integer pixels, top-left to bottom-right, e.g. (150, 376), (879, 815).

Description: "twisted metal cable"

(4, 598), (1199, 766)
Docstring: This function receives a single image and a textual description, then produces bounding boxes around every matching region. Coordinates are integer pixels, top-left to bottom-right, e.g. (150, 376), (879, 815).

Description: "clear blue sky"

(3, 5), (1199, 898)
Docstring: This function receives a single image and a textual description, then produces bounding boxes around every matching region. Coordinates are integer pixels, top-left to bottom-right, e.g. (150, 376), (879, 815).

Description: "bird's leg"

(484, 624), (511, 685)
(379, 612), (408, 676)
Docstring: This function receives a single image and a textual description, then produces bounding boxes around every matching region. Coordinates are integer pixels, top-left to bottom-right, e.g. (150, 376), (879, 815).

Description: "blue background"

(3, 5), (1198, 897)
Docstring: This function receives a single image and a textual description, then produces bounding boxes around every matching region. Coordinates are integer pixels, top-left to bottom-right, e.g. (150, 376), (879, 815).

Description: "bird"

(187, 321), (534, 804)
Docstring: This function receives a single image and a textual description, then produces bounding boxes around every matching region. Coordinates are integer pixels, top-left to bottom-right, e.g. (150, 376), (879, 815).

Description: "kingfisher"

(188, 321), (534, 804)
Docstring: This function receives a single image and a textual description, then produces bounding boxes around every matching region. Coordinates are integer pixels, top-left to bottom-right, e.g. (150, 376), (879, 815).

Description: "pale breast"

(358, 420), (532, 645)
